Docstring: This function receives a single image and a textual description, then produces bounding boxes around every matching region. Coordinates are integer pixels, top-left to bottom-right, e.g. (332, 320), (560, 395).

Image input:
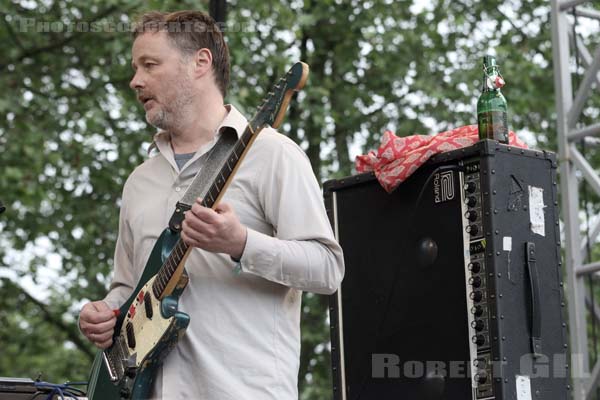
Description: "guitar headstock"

(250, 62), (309, 131)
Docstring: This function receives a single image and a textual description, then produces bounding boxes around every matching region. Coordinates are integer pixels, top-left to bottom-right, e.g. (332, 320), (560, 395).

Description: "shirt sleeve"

(102, 182), (136, 309)
(238, 138), (345, 295)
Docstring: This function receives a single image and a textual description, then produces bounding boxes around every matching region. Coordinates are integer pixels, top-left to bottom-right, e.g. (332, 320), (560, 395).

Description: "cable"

(32, 381), (87, 400)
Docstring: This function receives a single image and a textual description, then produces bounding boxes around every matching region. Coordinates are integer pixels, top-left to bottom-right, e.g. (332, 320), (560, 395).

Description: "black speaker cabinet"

(324, 140), (569, 400)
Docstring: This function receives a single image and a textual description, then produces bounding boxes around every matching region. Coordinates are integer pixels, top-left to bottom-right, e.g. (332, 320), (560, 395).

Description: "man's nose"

(129, 71), (144, 90)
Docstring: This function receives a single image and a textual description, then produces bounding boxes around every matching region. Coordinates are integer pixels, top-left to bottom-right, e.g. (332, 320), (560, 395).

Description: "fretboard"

(151, 125), (257, 299)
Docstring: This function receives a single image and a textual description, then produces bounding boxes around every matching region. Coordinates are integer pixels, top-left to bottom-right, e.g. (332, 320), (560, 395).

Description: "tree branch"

(0, 5), (120, 72)
(1, 13), (25, 51)
(2, 278), (95, 360)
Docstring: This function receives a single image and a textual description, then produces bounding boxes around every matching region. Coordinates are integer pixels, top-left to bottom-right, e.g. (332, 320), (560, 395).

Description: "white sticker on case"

(529, 186), (546, 237)
(503, 236), (512, 252)
(516, 375), (532, 400)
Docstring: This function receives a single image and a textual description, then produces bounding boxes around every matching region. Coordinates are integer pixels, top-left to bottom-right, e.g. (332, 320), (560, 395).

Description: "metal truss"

(552, 1), (600, 399)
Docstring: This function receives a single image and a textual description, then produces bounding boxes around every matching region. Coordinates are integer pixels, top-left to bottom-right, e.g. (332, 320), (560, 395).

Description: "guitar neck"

(151, 125), (261, 299)
(151, 61), (309, 299)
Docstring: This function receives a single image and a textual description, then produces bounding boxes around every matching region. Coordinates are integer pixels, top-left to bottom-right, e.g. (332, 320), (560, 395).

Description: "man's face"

(130, 31), (195, 130)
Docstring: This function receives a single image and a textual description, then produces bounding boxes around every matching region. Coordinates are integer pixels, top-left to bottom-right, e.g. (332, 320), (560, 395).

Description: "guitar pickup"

(126, 322), (136, 349)
(144, 292), (153, 319)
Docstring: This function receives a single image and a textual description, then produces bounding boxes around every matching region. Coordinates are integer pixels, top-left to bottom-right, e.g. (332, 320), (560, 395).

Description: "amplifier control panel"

(462, 159), (495, 400)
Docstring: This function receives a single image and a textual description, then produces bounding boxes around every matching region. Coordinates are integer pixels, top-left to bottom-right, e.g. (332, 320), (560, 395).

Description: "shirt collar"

(150, 104), (248, 171)
(215, 104), (247, 140)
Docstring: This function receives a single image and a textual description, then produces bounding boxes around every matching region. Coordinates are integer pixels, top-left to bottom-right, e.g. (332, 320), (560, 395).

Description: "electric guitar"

(86, 62), (309, 400)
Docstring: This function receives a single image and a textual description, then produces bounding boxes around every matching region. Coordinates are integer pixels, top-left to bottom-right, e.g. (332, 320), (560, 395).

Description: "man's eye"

(145, 63), (155, 69)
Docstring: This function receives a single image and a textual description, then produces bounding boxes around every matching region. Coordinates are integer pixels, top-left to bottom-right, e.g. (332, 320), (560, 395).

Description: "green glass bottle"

(477, 55), (508, 144)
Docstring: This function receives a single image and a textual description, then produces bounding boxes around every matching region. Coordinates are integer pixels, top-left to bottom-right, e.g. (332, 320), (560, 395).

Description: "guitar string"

(153, 125), (255, 297)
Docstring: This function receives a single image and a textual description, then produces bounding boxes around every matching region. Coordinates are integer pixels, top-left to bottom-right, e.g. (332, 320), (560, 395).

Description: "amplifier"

(324, 140), (569, 400)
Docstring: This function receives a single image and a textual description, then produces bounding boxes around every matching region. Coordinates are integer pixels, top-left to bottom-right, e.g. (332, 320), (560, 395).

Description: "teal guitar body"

(86, 229), (190, 400)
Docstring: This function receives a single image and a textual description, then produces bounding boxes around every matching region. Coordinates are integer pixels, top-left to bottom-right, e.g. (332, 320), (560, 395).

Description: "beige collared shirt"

(103, 105), (345, 399)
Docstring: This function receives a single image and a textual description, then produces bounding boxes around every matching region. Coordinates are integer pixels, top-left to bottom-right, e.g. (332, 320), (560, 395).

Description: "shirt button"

(175, 186), (181, 192)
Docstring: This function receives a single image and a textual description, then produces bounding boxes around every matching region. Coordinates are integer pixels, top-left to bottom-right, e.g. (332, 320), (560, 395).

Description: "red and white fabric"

(355, 125), (528, 193)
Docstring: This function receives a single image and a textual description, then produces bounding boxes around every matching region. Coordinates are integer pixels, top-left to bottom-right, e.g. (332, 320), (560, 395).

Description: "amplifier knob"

(465, 196), (477, 207)
(473, 357), (485, 368)
(475, 370), (488, 384)
(468, 262), (481, 273)
(471, 305), (484, 317)
(470, 291), (483, 302)
(469, 276), (482, 288)
(472, 334), (486, 346)
(464, 181), (477, 193)
(465, 210), (478, 221)
(471, 319), (485, 331)
(466, 225), (479, 235)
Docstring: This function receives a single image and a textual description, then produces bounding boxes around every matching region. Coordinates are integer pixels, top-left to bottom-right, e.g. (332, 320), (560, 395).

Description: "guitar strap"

(168, 127), (239, 232)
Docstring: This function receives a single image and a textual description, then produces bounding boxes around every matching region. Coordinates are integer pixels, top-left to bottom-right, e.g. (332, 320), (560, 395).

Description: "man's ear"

(192, 48), (213, 78)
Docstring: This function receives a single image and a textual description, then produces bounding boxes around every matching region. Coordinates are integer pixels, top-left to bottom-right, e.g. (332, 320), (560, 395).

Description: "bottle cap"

(494, 75), (505, 88)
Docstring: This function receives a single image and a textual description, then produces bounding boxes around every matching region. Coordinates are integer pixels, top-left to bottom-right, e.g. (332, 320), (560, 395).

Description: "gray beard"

(147, 77), (195, 131)
(147, 98), (193, 131)
(147, 106), (169, 130)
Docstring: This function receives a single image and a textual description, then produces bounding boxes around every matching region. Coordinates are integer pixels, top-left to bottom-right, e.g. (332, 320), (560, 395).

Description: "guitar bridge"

(102, 351), (118, 382)
(102, 336), (129, 383)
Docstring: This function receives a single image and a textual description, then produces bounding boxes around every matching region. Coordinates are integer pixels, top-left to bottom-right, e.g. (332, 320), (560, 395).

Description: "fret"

(173, 246), (181, 261)
(170, 249), (178, 263)
(141, 63), (305, 307)
(212, 184), (221, 201)
(165, 260), (174, 276)
(219, 166), (229, 183)
(165, 256), (174, 270)
(175, 243), (184, 260)
(158, 271), (167, 289)
(225, 158), (234, 172)
(203, 193), (212, 209)
(237, 136), (248, 151)
(165, 260), (173, 276)
(215, 177), (224, 192)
